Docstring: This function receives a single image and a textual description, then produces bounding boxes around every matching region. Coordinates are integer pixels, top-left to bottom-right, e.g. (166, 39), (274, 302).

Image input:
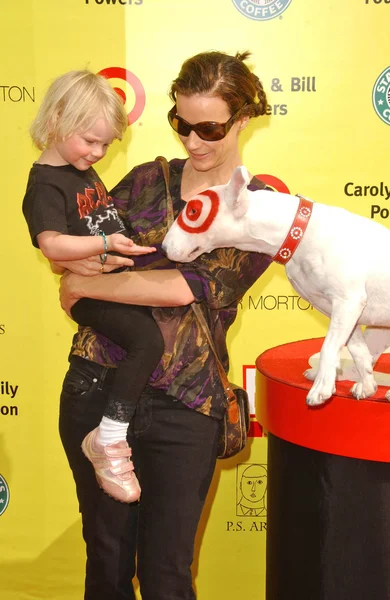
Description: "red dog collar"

(273, 196), (314, 265)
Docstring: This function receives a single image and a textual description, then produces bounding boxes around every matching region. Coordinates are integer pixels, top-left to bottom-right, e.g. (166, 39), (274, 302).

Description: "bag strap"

(190, 303), (237, 403)
(156, 155), (236, 404)
(155, 156), (174, 228)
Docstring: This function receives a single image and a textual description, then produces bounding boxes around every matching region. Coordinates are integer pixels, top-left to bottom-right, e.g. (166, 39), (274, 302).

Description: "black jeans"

(70, 299), (164, 422)
(59, 356), (220, 600)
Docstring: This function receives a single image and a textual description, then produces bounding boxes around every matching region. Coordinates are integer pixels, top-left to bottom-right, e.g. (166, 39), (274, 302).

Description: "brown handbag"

(156, 156), (251, 459)
(190, 303), (251, 459)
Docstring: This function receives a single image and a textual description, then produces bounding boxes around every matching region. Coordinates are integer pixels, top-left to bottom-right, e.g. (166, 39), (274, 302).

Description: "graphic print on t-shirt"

(77, 181), (126, 235)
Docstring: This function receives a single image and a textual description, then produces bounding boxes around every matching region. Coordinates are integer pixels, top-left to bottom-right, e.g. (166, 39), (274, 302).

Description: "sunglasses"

(167, 105), (244, 142)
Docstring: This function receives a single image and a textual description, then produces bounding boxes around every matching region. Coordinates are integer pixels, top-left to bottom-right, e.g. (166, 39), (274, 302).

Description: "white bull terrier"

(162, 165), (390, 406)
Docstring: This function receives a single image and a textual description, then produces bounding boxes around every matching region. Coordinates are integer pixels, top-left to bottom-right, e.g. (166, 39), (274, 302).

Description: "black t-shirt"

(22, 163), (128, 248)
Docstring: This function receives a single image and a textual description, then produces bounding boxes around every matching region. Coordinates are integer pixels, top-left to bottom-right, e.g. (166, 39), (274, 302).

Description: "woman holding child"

(53, 50), (271, 599)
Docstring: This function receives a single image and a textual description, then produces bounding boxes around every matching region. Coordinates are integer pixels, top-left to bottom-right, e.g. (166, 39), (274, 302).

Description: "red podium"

(256, 338), (390, 600)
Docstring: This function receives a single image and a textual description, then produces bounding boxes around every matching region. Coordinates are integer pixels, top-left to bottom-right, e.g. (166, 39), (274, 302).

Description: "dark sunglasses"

(167, 105), (244, 141)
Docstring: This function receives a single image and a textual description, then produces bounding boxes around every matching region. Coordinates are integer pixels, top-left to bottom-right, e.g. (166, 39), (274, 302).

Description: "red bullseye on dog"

(177, 190), (219, 233)
(186, 200), (203, 221)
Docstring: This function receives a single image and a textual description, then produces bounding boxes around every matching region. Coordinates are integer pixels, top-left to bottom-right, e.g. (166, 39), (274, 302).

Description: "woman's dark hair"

(169, 51), (267, 119)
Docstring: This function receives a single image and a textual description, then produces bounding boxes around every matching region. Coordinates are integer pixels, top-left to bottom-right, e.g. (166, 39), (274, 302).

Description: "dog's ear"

(224, 166), (250, 218)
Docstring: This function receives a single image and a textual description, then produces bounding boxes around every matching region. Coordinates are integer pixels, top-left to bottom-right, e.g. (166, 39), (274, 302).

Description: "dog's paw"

(306, 373), (336, 405)
(306, 393), (328, 406)
(350, 380), (378, 400)
(303, 368), (317, 382)
(306, 385), (335, 406)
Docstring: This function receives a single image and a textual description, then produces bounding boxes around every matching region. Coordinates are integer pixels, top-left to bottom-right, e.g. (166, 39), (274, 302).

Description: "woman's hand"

(59, 271), (87, 317)
(50, 261), (66, 275)
(52, 254), (135, 276)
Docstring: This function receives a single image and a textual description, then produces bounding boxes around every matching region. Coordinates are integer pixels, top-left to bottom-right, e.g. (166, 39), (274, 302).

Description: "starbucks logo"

(232, 0), (293, 21)
(372, 67), (390, 125)
(0, 474), (10, 516)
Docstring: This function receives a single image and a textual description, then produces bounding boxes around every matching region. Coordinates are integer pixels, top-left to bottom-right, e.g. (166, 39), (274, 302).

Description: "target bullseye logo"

(98, 66), (146, 125)
(178, 190), (220, 234)
(186, 200), (203, 221)
(256, 174), (290, 194)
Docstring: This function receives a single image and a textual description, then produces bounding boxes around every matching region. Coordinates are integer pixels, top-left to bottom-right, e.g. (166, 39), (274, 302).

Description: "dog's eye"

(186, 199), (203, 220)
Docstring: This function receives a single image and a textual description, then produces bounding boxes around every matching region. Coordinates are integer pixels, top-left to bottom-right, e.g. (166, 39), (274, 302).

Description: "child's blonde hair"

(30, 70), (128, 150)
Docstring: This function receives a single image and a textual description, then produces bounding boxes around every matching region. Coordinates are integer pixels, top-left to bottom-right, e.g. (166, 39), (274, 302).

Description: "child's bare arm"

(37, 231), (156, 261)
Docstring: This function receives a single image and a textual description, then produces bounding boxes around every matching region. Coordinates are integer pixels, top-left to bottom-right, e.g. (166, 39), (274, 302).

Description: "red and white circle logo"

(98, 66), (146, 125)
(256, 174), (290, 194)
(177, 190), (220, 234)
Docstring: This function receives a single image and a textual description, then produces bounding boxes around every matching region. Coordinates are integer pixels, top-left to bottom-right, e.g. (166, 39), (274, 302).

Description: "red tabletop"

(256, 338), (390, 462)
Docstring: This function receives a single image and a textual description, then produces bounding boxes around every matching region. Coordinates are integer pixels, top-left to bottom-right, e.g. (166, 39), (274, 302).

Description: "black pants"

(70, 298), (164, 422)
(59, 356), (220, 600)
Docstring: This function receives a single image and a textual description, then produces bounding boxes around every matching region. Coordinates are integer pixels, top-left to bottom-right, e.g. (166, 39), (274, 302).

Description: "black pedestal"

(266, 433), (390, 600)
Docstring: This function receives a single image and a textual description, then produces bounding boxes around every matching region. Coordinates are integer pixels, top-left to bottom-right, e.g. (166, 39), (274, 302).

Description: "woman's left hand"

(53, 254), (135, 276)
(59, 271), (86, 318)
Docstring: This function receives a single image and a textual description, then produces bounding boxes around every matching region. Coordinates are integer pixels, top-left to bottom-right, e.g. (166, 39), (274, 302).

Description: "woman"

(57, 50), (272, 600)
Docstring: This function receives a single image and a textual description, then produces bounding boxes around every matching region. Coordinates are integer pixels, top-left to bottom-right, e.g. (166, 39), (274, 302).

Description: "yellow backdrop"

(1, 1), (389, 598)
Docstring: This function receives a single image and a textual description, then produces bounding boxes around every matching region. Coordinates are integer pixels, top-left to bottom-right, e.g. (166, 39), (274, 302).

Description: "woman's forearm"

(61, 269), (195, 312)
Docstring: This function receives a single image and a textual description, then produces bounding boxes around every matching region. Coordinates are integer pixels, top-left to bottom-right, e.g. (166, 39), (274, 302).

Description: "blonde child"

(22, 70), (164, 503)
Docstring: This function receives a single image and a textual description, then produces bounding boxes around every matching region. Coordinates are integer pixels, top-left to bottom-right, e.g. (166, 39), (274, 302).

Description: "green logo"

(0, 474), (10, 516)
(372, 67), (390, 125)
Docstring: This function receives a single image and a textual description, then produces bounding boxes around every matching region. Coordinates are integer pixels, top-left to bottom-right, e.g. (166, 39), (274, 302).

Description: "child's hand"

(107, 234), (156, 256)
